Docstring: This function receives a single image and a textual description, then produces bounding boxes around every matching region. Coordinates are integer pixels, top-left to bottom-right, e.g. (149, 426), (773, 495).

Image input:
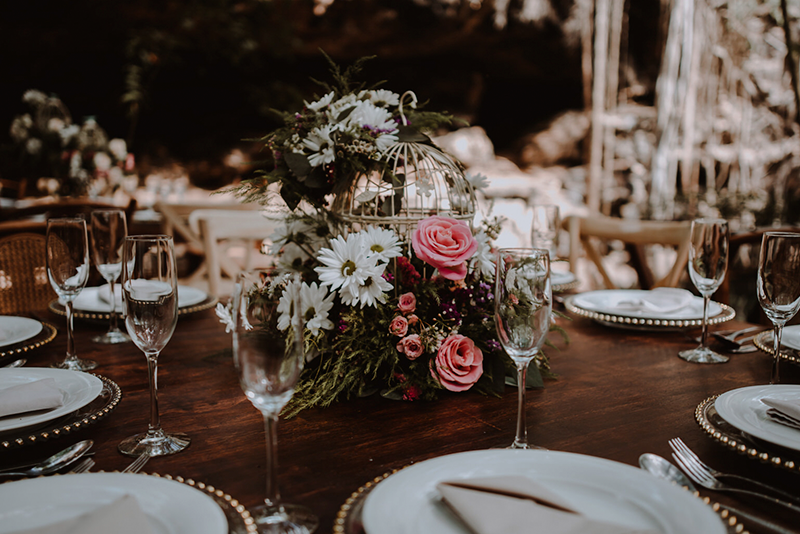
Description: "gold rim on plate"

(0, 321), (57, 364)
(695, 395), (800, 475)
(334, 466), (747, 534)
(752, 331), (800, 366)
(0, 374), (122, 450)
(48, 295), (219, 322)
(564, 296), (735, 330)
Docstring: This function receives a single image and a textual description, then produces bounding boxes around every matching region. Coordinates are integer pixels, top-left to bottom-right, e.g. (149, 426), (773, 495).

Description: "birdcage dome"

(331, 137), (476, 234)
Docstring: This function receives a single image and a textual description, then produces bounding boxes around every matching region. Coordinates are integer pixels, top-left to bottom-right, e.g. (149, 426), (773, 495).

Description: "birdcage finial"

(398, 91), (418, 126)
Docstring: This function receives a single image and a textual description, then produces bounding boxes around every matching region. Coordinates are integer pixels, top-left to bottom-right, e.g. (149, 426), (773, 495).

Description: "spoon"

(2, 359), (26, 368)
(639, 453), (794, 534)
(0, 440), (93, 477)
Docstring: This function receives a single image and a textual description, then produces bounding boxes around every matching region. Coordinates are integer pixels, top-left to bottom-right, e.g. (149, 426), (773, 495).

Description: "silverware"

(68, 457), (94, 474)
(121, 452), (150, 474)
(669, 438), (800, 512)
(639, 453), (796, 534)
(711, 326), (761, 346)
(0, 440), (93, 477)
(2, 358), (26, 368)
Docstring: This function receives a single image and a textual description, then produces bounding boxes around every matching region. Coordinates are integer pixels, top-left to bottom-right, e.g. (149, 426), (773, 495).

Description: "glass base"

(118, 430), (190, 457)
(92, 329), (130, 344)
(250, 503), (318, 534)
(507, 441), (547, 450)
(678, 346), (729, 364)
(52, 358), (97, 371)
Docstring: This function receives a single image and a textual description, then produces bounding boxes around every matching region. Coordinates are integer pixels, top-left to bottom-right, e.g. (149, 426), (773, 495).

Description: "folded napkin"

(11, 494), (156, 534)
(437, 476), (660, 534)
(96, 284), (123, 309)
(0, 378), (63, 418)
(123, 280), (173, 303)
(763, 398), (800, 430)
(613, 288), (694, 314)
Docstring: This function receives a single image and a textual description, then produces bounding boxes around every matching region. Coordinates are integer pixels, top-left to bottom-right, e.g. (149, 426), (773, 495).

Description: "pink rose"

(430, 334), (483, 392)
(407, 314), (419, 326)
(396, 334), (424, 360)
(412, 216), (478, 281)
(398, 292), (416, 314)
(389, 315), (409, 337)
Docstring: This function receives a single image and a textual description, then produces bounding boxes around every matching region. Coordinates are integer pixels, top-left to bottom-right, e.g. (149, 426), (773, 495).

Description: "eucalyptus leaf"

(337, 106), (355, 122)
(304, 167), (327, 188)
(284, 152), (311, 180)
(396, 125), (431, 144)
(280, 186), (301, 211)
(355, 190), (379, 202)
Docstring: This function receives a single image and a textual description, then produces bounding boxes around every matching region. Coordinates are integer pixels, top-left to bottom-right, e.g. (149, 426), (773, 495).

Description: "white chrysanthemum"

(338, 265), (393, 309)
(300, 282), (335, 335)
(469, 230), (495, 279)
(327, 94), (358, 123)
(346, 101), (398, 134)
(374, 132), (398, 151)
(305, 91), (334, 111)
(466, 172), (490, 191)
(368, 89), (400, 107)
(302, 124), (336, 167)
(315, 233), (373, 294)
(361, 226), (402, 263)
(277, 243), (307, 272)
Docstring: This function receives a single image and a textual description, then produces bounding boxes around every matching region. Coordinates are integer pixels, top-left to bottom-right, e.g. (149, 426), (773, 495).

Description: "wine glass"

(530, 204), (560, 259)
(679, 218), (729, 364)
(233, 269), (318, 534)
(757, 232), (800, 384)
(494, 248), (552, 449)
(46, 217), (96, 371)
(118, 235), (190, 457)
(90, 209), (130, 344)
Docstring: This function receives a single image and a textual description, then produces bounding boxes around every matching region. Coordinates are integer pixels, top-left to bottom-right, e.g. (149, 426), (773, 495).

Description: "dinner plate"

(361, 449), (725, 534)
(67, 285), (208, 313)
(570, 288), (720, 320)
(715, 385), (800, 452)
(779, 325), (800, 351)
(0, 472), (227, 534)
(0, 316), (42, 348)
(0, 368), (103, 434)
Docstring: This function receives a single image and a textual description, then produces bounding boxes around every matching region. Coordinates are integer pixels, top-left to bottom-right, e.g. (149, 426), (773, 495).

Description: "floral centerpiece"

(228, 58), (561, 414)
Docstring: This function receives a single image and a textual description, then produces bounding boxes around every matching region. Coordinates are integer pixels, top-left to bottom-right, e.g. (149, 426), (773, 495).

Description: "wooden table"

(3, 308), (799, 533)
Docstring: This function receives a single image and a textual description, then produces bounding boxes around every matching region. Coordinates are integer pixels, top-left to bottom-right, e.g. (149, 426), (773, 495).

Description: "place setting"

(0, 315), (57, 367)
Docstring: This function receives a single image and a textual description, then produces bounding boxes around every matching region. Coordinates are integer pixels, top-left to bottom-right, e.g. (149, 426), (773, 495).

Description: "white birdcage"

(331, 93), (476, 237)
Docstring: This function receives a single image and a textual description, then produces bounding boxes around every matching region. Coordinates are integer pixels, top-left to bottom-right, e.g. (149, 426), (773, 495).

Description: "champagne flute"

(494, 248), (551, 449)
(118, 235), (190, 457)
(233, 270), (318, 534)
(46, 217), (96, 371)
(90, 209), (130, 344)
(679, 218), (729, 364)
(757, 232), (800, 384)
(530, 204), (560, 259)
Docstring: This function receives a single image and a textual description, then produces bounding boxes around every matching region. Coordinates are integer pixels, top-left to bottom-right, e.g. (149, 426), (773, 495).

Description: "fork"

(121, 452), (150, 474)
(669, 438), (800, 510)
(68, 458), (94, 474)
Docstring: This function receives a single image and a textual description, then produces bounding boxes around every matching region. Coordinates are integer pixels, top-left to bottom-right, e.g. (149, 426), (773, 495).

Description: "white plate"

(715, 385), (800, 452)
(0, 472), (227, 534)
(67, 285), (207, 313)
(550, 270), (576, 286)
(779, 325), (800, 351)
(0, 317), (43, 348)
(362, 449), (725, 534)
(571, 288), (721, 320)
(0, 368), (102, 434)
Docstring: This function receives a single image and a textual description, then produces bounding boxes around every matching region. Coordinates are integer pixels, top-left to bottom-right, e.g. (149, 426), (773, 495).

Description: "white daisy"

(469, 230), (495, 279)
(304, 91), (335, 111)
(277, 280), (299, 332)
(374, 132), (398, 151)
(300, 282), (335, 335)
(327, 94), (358, 123)
(338, 265), (393, 309)
(302, 124), (336, 167)
(361, 226), (402, 263)
(315, 233), (373, 294)
(215, 302), (234, 333)
(466, 172), (490, 192)
(346, 101), (398, 134)
(367, 89), (400, 107)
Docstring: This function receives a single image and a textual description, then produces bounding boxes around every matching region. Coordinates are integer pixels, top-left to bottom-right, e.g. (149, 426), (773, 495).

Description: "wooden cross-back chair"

(564, 214), (692, 289)
(0, 232), (56, 314)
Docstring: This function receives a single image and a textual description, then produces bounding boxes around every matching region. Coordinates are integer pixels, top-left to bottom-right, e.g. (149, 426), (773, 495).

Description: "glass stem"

(146, 350), (162, 436)
(108, 277), (119, 332)
(700, 294), (710, 348)
(65, 300), (76, 363)
(771, 325), (783, 385)
(513, 360), (529, 448)
(263, 413), (281, 509)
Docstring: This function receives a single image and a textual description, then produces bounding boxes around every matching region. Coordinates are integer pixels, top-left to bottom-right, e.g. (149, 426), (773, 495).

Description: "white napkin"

(123, 280), (173, 303)
(762, 398), (800, 430)
(0, 378), (63, 418)
(613, 288), (694, 314)
(437, 476), (660, 534)
(96, 284), (123, 309)
(10, 494), (156, 534)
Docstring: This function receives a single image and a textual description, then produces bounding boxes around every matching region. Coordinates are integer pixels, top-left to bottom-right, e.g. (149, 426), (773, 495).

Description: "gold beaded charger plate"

(551, 269), (580, 293)
(0, 321), (56, 366)
(0, 472), (256, 534)
(564, 289), (734, 330)
(753, 330), (800, 367)
(696, 394), (800, 475)
(337, 450), (735, 534)
(49, 288), (218, 322)
(0, 374), (121, 450)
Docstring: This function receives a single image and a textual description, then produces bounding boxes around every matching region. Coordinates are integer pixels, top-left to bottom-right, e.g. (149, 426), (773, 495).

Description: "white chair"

(190, 209), (281, 297)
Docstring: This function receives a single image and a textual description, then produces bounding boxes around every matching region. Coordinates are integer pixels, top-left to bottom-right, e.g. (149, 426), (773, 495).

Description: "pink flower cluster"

(394, 292), (424, 360)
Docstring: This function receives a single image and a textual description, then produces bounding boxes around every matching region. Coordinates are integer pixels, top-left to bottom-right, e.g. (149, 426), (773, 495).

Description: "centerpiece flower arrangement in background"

(229, 56), (563, 414)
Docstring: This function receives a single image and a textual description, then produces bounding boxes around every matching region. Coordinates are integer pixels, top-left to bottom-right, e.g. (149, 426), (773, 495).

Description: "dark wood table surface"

(3, 306), (800, 533)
